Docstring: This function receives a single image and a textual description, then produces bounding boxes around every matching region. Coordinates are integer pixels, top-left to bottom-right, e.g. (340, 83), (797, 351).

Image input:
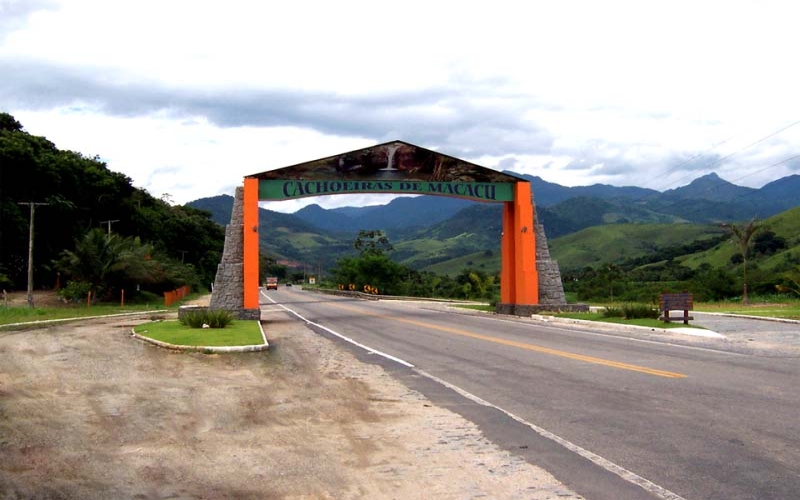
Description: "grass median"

(134, 320), (264, 347)
(0, 303), (164, 326)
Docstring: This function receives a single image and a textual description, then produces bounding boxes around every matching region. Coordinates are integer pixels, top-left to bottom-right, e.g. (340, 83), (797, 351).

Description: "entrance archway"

(240, 141), (542, 315)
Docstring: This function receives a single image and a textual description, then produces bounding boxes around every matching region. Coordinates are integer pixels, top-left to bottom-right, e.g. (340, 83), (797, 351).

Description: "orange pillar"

(512, 182), (538, 305)
(500, 182), (538, 308)
(243, 178), (260, 309)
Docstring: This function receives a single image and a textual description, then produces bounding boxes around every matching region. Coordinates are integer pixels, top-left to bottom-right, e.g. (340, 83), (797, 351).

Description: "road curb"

(0, 310), (169, 331)
(130, 320), (269, 353)
(693, 311), (800, 324)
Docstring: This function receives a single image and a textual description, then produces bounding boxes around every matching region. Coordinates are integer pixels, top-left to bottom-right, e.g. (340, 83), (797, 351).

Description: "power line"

(693, 119), (800, 179)
(638, 134), (737, 191)
(637, 118), (800, 193)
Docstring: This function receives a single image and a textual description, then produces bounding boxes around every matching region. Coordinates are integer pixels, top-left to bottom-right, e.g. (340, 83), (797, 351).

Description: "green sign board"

(259, 179), (515, 202)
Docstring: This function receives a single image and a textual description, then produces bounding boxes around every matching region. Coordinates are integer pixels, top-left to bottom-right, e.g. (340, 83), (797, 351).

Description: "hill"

(1, 113), (224, 291)
(287, 172), (800, 239)
(394, 204), (503, 270)
(189, 173), (800, 278)
(293, 196), (476, 233)
(678, 206), (800, 273)
(189, 195), (352, 269)
(548, 223), (728, 271)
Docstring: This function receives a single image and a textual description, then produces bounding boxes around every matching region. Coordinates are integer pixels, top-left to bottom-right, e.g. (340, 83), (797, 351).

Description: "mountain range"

(288, 172), (800, 236)
(188, 172), (800, 273)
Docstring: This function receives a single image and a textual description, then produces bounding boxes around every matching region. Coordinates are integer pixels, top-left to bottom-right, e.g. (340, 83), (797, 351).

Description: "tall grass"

(602, 303), (659, 319)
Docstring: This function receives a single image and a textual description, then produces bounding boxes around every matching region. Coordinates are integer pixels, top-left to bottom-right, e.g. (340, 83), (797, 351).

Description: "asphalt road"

(261, 288), (800, 500)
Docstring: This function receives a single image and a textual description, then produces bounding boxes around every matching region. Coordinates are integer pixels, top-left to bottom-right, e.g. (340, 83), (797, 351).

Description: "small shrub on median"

(179, 309), (234, 329)
(622, 303), (660, 319)
(603, 304), (659, 319)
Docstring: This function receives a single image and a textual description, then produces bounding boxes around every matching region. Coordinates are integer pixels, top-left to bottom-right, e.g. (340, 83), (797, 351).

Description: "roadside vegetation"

(559, 210), (800, 310)
(0, 291), (215, 327)
(324, 230), (500, 304)
(1, 113), (225, 305)
(456, 303), (702, 329)
(133, 319), (263, 347)
(0, 303), (160, 326)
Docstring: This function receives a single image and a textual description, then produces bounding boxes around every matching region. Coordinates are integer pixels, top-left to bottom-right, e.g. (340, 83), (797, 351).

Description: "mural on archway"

(240, 140), (541, 315)
(253, 141), (518, 202)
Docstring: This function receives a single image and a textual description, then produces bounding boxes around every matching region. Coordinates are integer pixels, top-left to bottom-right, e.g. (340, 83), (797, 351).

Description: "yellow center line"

(329, 302), (687, 379)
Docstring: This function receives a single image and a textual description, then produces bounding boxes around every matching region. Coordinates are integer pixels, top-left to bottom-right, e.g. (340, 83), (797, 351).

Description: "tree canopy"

(0, 112), (224, 298)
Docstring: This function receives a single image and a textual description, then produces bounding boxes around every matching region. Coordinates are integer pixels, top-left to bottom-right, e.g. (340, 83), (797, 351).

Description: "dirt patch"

(0, 307), (582, 499)
(2, 290), (65, 308)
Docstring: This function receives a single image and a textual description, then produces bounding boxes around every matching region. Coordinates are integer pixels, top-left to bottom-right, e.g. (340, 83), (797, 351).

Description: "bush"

(58, 281), (93, 303)
(0, 272), (13, 290)
(622, 303), (659, 319)
(179, 309), (234, 329)
(602, 304), (658, 319)
(602, 306), (624, 318)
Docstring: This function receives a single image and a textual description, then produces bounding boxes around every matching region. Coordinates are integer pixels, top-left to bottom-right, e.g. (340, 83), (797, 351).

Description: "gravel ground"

(0, 301), (584, 500)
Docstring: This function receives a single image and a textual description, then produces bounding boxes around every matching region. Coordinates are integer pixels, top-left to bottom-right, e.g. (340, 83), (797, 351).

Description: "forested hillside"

(0, 113), (224, 299)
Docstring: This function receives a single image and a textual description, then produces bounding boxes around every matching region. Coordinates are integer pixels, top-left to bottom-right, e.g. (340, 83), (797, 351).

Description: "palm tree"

(57, 229), (157, 300)
(721, 218), (762, 305)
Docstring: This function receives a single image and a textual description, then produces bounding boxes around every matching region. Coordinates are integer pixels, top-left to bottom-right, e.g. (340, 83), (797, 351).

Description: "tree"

(0, 112), (22, 132)
(690, 263), (735, 302)
(56, 229), (163, 300)
(1, 114), (223, 291)
(753, 230), (787, 256)
(454, 268), (496, 300)
(329, 254), (407, 295)
(260, 254), (287, 282)
(776, 269), (800, 297)
(721, 218), (763, 305)
(353, 230), (393, 257)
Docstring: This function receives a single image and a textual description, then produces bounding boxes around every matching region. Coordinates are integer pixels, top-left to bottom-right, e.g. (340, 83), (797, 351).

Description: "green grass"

(421, 250), (501, 276)
(550, 223), (724, 271)
(694, 300), (800, 319)
(0, 303), (163, 326)
(459, 304), (494, 312)
(0, 292), (209, 326)
(134, 319), (263, 346)
(677, 207), (800, 272)
(552, 312), (698, 329)
(455, 305), (700, 328)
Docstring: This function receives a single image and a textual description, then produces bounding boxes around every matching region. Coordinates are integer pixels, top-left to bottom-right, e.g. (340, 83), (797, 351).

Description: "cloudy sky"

(2, 0), (799, 213)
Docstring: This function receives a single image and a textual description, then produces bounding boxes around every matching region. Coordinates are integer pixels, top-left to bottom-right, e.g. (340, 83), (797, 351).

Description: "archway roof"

(246, 140), (526, 183)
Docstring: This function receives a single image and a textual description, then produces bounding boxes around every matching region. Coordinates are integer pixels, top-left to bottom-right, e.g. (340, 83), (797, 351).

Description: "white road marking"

(264, 291), (690, 500)
(261, 291), (414, 368)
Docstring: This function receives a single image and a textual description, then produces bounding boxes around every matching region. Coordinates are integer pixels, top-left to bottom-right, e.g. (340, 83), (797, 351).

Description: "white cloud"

(3, 0), (800, 213)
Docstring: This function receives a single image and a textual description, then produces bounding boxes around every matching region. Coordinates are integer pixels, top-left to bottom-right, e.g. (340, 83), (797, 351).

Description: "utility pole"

(100, 219), (120, 237)
(18, 202), (48, 308)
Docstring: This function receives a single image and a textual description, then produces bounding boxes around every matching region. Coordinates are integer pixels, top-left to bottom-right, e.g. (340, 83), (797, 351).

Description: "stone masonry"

(209, 187), (261, 320)
(534, 207), (567, 306)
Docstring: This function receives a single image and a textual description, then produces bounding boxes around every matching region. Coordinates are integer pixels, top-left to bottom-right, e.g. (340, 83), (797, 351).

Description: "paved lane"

(263, 288), (800, 500)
